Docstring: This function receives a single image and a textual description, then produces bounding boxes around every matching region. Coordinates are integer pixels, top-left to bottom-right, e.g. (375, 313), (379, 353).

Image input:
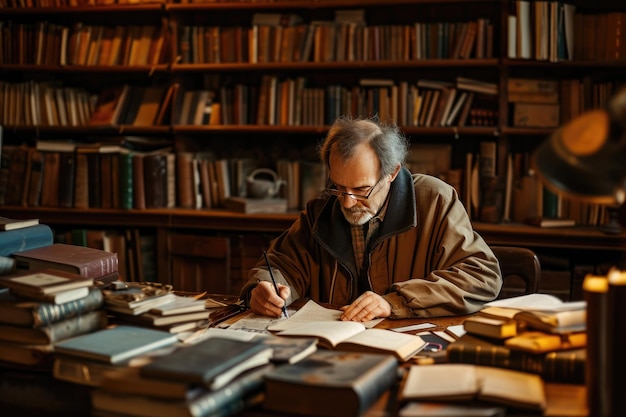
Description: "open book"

(268, 301), (426, 362)
(400, 364), (546, 411)
(481, 293), (586, 333)
(275, 322), (427, 361)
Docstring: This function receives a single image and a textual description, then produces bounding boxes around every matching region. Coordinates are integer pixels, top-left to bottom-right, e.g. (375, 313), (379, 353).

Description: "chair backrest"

(491, 245), (541, 299)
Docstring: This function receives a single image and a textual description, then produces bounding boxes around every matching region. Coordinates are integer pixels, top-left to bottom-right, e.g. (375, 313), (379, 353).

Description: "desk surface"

(227, 304), (587, 417)
(0, 301), (588, 417)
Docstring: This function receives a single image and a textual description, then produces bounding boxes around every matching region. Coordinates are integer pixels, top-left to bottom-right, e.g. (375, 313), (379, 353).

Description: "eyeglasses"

(325, 178), (382, 201)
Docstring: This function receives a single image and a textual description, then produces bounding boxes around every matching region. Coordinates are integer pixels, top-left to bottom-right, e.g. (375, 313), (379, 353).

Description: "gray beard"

(342, 206), (375, 226)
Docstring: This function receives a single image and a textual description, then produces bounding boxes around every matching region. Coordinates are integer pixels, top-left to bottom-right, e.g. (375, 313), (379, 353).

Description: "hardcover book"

(462, 315), (519, 339)
(53, 325), (179, 364)
(0, 216), (39, 231)
(0, 339), (55, 367)
(0, 309), (107, 345)
(0, 224), (54, 257)
(92, 363), (273, 417)
(0, 286), (103, 327)
(263, 350), (398, 417)
(400, 363), (546, 411)
(140, 337), (273, 390)
(446, 333), (585, 383)
(0, 269), (94, 299)
(12, 243), (119, 283)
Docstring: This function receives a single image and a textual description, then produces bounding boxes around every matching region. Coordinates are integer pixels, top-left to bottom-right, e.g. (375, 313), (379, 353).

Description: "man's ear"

(389, 164), (402, 181)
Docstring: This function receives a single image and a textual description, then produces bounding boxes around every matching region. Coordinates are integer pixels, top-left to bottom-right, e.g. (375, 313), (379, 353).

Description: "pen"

(263, 250), (289, 318)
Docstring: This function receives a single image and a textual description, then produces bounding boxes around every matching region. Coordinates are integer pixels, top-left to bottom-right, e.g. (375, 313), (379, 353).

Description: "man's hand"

(339, 291), (391, 322)
(249, 281), (290, 318)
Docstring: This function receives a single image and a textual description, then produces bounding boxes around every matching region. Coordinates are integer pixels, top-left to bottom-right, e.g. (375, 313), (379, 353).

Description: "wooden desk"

(232, 305), (587, 417)
(0, 304), (587, 417)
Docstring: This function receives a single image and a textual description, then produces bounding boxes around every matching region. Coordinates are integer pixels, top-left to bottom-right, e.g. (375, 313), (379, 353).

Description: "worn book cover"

(12, 243), (119, 283)
(263, 350), (398, 417)
(0, 286), (103, 327)
(53, 325), (178, 364)
(446, 333), (585, 383)
(0, 269), (94, 297)
(0, 224), (54, 257)
(92, 363), (273, 417)
(0, 309), (107, 345)
(140, 337), (273, 390)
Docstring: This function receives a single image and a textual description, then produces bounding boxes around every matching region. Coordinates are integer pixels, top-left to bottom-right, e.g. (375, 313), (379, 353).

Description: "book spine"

(351, 355), (398, 415)
(0, 309), (107, 345)
(447, 341), (584, 383)
(43, 309), (108, 344)
(188, 364), (272, 417)
(583, 274), (610, 417)
(0, 224), (54, 257)
(608, 269), (626, 416)
(32, 287), (104, 327)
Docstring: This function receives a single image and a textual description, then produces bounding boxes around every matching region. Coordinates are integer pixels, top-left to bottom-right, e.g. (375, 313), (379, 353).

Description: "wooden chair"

(491, 245), (541, 299)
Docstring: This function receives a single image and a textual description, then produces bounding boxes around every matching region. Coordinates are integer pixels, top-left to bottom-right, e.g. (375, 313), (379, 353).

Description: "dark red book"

(12, 244), (119, 284)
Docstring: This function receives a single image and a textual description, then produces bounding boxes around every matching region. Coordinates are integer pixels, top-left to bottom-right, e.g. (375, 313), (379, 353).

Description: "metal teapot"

(246, 168), (284, 199)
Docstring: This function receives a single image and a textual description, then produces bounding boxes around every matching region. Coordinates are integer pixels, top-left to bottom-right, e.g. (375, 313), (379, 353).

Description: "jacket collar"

(313, 166), (417, 267)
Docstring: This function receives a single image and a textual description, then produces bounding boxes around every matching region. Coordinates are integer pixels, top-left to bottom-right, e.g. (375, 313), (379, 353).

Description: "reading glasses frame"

(325, 177), (383, 201)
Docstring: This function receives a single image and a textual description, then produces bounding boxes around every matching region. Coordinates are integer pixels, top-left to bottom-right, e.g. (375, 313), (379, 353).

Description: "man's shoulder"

(411, 172), (454, 192)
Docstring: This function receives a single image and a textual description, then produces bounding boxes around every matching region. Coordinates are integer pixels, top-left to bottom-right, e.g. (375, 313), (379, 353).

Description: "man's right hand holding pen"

(249, 281), (290, 318)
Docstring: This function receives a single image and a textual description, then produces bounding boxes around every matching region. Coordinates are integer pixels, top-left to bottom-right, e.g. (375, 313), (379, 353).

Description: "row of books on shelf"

(177, 15), (494, 65)
(508, 1), (626, 62)
(0, 76), (502, 129)
(0, 21), (169, 67)
(4, 75), (621, 130)
(0, 143), (327, 212)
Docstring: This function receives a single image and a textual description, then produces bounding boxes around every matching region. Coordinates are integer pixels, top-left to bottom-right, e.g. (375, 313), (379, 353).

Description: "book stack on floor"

(52, 325), (179, 387)
(0, 216), (54, 276)
(0, 269), (108, 369)
(90, 336), (275, 417)
(446, 293), (587, 384)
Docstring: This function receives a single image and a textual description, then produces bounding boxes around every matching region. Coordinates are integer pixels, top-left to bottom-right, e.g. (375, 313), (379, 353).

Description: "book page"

(267, 300), (383, 332)
(484, 293), (586, 312)
(401, 364), (478, 401)
(277, 321), (366, 348)
(477, 366), (546, 410)
(339, 328), (427, 360)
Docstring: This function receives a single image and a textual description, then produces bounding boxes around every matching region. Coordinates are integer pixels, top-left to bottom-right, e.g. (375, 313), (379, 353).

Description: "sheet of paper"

(267, 300), (383, 332)
(390, 323), (436, 333)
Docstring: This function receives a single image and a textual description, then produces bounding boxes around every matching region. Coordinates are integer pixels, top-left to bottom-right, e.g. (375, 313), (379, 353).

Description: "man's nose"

(341, 196), (358, 208)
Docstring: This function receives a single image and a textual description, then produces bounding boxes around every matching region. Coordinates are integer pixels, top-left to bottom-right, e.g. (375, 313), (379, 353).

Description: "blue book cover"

(0, 224), (54, 257)
(53, 325), (178, 364)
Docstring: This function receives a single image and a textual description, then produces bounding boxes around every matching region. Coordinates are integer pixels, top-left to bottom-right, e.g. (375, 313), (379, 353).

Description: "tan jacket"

(242, 167), (502, 318)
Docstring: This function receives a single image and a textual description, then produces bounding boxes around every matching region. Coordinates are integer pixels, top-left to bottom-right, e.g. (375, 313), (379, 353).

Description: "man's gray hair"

(319, 116), (409, 177)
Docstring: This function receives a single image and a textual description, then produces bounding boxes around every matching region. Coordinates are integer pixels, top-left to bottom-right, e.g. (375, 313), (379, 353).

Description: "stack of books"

(446, 293), (586, 384)
(110, 293), (216, 334)
(90, 336), (275, 417)
(0, 216), (53, 276)
(101, 282), (177, 316)
(0, 268), (108, 368)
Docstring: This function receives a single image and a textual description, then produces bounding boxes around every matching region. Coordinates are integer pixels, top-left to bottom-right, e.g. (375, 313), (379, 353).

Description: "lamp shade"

(532, 90), (626, 205)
